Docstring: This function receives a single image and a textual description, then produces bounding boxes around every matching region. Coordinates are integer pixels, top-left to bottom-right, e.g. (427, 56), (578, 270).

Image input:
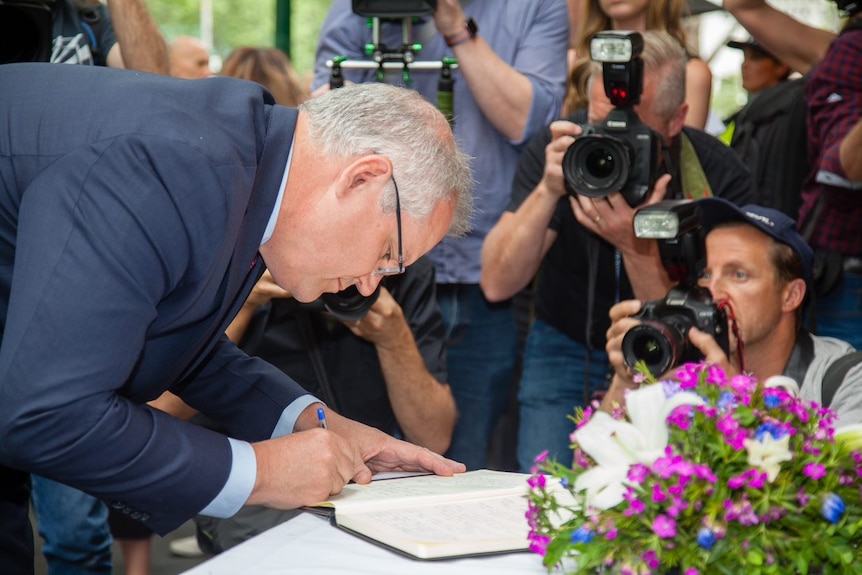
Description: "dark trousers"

(0, 465), (35, 575)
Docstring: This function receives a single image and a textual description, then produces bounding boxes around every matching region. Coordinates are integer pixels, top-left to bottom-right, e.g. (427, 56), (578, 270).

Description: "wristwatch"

(444, 18), (478, 48)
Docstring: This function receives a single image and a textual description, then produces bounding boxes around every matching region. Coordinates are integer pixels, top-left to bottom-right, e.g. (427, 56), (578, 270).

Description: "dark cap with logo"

(697, 197), (814, 288)
(727, 37), (780, 61)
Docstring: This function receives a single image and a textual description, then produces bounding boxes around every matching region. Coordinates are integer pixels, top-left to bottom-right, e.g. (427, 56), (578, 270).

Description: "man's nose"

(354, 274), (382, 297)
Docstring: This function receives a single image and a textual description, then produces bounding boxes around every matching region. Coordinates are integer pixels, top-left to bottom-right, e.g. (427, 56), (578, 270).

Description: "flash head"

(633, 200), (701, 240)
(590, 30), (644, 63)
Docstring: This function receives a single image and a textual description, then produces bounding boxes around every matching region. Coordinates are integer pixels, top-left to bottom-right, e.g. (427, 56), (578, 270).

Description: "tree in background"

(146, 0), (330, 76)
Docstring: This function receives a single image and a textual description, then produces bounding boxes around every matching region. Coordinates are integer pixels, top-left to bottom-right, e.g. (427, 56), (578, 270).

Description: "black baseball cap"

(697, 197), (814, 289)
(727, 37), (779, 61)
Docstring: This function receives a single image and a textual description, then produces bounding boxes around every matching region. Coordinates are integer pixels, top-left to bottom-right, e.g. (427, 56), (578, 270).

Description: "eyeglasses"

(373, 176), (405, 277)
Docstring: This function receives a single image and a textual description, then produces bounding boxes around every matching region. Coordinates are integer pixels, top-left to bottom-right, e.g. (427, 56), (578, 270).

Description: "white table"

(180, 512), (549, 575)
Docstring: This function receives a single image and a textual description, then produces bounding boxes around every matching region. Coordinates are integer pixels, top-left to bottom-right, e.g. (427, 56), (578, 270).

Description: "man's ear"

(782, 277), (807, 313)
(336, 155), (393, 199)
(667, 102), (689, 139)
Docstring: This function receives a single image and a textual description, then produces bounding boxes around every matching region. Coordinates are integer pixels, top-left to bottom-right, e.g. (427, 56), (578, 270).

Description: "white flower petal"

(574, 466), (630, 510)
(764, 375), (800, 397)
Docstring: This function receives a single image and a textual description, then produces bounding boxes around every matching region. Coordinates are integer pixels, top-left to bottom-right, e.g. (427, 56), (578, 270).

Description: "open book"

(308, 469), (546, 560)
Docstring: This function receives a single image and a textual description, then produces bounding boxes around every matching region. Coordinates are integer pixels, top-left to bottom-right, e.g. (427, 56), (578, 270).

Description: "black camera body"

(622, 285), (728, 375)
(563, 108), (661, 208)
(0, 0), (56, 64)
(562, 31), (662, 208)
(307, 284), (381, 323)
(620, 200), (729, 374)
(351, 0), (436, 18)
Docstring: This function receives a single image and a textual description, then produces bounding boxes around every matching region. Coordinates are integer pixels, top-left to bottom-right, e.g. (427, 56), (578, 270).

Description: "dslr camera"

(562, 31), (662, 208)
(621, 201), (729, 375)
(351, 0), (436, 17)
(307, 284), (381, 323)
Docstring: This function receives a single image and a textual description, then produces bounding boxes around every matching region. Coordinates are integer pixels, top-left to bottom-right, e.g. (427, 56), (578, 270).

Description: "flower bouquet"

(527, 362), (862, 574)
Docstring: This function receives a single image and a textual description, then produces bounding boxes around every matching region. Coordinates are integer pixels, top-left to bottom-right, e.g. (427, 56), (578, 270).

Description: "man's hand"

(542, 121), (583, 199)
(688, 326), (738, 377)
(433, 0), (468, 37)
(570, 173), (671, 251)
(341, 287), (406, 348)
(246, 271), (291, 309)
(247, 405), (466, 510)
(605, 299), (644, 378)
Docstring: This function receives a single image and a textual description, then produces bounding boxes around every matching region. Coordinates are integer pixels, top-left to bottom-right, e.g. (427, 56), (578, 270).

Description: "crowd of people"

(0, 0), (860, 574)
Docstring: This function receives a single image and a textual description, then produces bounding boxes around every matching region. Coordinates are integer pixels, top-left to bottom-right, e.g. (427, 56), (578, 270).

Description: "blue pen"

(317, 407), (328, 429)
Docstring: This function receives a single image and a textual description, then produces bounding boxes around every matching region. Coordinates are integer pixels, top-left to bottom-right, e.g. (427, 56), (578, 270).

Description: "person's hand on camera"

(688, 322), (740, 378)
(341, 286), (407, 348)
(541, 120), (583, 199)
(570, 173), (671, 249)
(600, 299), (645, 411)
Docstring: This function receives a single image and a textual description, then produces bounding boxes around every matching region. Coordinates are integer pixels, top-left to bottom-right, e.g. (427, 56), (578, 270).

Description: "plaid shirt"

(799, 26), (862, 255)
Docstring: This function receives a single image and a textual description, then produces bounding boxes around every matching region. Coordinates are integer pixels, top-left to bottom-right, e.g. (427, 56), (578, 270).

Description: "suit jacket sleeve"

(0, 133), (305, 534)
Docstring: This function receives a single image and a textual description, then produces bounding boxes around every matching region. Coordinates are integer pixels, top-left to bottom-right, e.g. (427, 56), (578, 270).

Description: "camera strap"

(296, 312), (342, 412)
(678, 133), (713, 200)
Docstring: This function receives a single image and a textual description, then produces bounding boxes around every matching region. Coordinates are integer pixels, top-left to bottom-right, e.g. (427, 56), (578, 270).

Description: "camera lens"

(585, 148), (616, 180)
(562, 134), (630, 199)
(621, 321), (684, 375)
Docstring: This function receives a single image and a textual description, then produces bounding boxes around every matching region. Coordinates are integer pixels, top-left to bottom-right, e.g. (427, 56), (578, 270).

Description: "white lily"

(573, 383), (704, 510)
(764, 375), (800, 397)
(743, 433), (793, 482)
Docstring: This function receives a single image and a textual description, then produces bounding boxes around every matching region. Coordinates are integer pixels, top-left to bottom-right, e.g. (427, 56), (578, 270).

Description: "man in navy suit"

(0, 63), (473, 575)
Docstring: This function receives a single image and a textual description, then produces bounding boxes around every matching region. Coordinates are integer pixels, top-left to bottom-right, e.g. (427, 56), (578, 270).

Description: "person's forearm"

(225, 303), (256, 344)
(448, 36), (533, 142)
(480, 184), (559, 301)
(619, 240), (673, 301)
(599, 374), (638, 412)
(721, 0), (834, 75)
(106, 0), (169, 74)
(840, 117), (862, 183)
(375, 331), (457, 454)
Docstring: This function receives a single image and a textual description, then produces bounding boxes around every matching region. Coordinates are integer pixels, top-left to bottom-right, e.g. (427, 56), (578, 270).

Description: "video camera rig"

(327, 0), (459, 124)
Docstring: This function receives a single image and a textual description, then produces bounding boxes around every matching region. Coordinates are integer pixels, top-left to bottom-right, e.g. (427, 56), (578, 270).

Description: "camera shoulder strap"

(821, 350), (862, 409)
(679, 132), (712, 200)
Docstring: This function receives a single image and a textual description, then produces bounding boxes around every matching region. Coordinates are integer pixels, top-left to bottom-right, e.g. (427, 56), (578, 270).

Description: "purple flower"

(528, 474), (547, 489)
(821, 493), (846, 524)
(652, 514), (677, 539)
(804, 463), (827, 480)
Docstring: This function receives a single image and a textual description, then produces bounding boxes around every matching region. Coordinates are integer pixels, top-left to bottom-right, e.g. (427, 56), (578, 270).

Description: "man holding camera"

(481, 30), (755, 472)
(603, 198), (862, 426)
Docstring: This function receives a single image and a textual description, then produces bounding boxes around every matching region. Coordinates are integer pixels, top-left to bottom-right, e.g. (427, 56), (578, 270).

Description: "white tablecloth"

(180, 511), (549, 575)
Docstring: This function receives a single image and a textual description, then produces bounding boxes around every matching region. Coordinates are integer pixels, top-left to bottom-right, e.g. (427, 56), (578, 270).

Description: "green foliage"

(144, 0), (331, 75)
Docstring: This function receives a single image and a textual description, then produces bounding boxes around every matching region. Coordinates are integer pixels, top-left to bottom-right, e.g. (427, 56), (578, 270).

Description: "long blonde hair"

(221, 47), (309, 107)
(566, 0), (693, 114)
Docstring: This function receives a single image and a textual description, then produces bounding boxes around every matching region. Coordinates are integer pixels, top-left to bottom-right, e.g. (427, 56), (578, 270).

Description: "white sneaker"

(169, 535), (205, 558)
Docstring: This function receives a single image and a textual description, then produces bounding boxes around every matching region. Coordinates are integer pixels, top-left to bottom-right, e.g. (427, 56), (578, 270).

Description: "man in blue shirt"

(313, 0), (569, 470)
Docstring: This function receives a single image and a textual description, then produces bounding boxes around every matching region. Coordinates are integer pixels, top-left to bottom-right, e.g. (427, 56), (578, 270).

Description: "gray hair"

(588, 30), (687, 123)
(299, 83), (474, 237)
(639, 30), (687, 122)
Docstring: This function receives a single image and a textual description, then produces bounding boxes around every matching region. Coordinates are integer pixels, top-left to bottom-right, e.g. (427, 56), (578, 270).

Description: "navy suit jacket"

(0, 63), (310, 534)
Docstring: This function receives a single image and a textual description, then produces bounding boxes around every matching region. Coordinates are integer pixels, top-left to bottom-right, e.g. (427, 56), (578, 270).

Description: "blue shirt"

(312, 0), (569, 284)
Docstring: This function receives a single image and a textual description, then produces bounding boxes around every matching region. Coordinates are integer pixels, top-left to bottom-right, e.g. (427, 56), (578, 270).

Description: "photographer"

(603, 198), (862, 426)
(481, 31), (755, 472)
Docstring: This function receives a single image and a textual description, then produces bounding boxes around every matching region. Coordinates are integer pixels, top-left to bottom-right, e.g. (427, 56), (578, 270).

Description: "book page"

(311, 469), (532, 513)
(335, 492), (531, 559)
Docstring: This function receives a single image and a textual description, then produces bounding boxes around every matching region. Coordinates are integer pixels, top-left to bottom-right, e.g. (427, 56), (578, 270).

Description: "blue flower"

(696, 527), (717, 550)
(717, 391), (736, 411)
(821, 493), (846, 524)
(571, 526), (594, 544)
(755, 423), (788, 442)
